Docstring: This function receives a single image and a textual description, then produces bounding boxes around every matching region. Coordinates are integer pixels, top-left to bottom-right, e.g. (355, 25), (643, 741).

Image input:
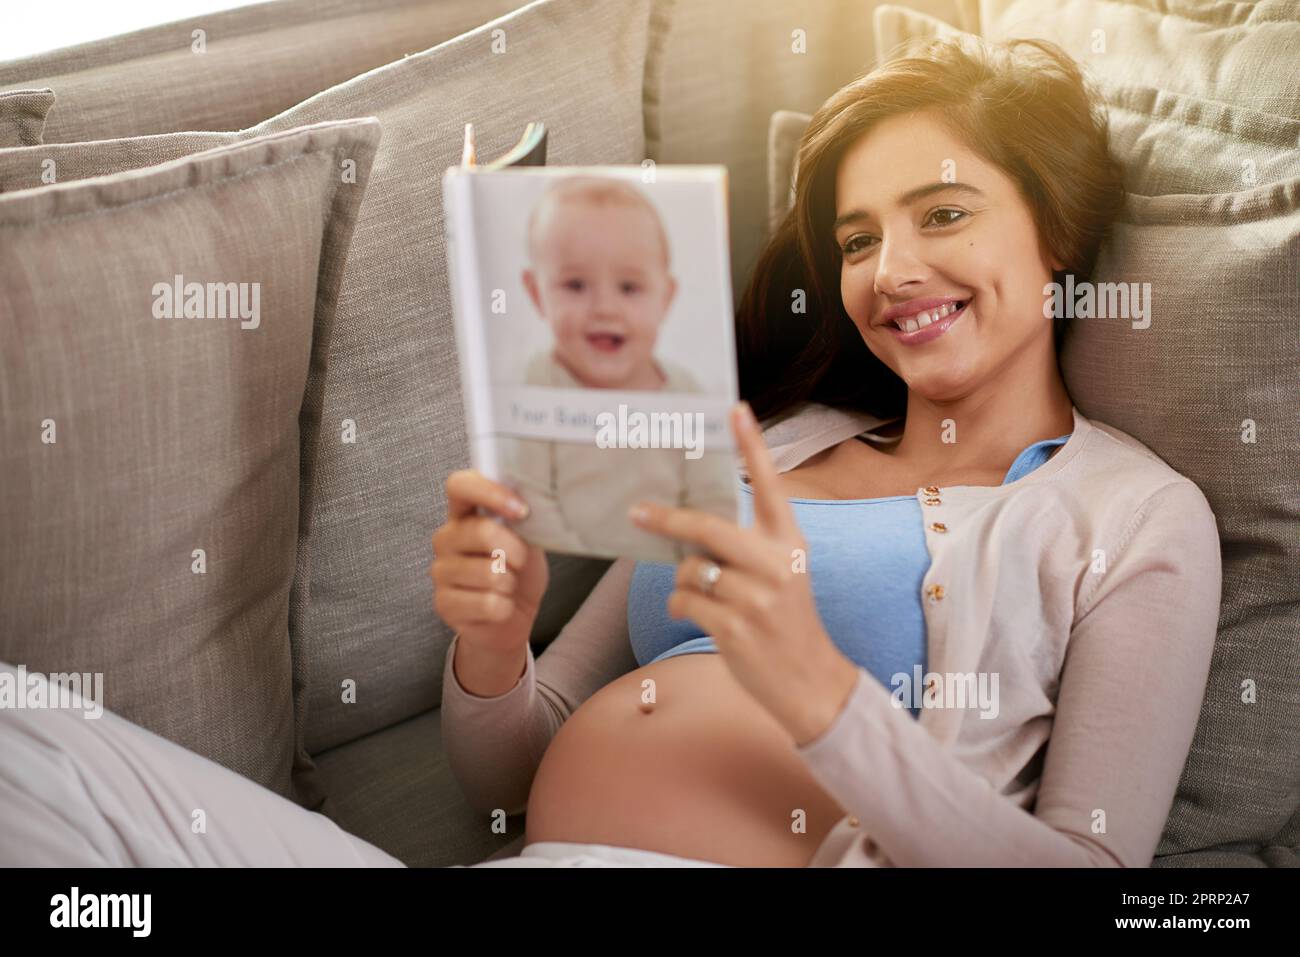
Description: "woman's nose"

(873, 232), (928, 297)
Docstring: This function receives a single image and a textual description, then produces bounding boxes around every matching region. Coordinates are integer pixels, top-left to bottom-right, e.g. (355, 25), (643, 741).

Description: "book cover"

(442, 163), (740, 563)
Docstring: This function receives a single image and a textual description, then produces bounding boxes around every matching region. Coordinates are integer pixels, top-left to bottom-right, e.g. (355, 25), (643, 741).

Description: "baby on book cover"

(445, 165), (739, 564)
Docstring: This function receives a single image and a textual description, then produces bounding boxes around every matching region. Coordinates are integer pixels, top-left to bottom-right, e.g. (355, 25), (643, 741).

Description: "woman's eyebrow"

(833, 182), (986, 230)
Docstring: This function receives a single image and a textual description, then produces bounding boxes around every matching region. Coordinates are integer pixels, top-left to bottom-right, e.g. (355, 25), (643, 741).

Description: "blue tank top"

(626, 432), (1072, 718)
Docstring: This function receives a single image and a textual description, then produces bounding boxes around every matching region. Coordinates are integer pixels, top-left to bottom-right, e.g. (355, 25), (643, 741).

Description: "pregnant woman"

(0, 35), (1221, 869)
(435, 34), (1222, 868)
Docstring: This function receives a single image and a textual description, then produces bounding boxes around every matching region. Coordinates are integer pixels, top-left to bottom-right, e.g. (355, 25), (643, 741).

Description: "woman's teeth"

(896, 301), (963, 333)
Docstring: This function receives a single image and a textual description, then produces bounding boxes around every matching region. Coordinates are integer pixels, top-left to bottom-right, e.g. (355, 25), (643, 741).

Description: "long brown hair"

(736, 35), (1126, 423)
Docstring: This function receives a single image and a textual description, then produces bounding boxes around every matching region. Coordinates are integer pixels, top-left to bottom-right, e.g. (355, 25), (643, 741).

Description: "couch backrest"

(0, 0), (524, 142)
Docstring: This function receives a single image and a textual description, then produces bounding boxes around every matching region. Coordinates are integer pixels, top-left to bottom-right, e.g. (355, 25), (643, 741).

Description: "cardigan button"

(930, 522), (947, 533)
(923, 485), (940, 494)
(846, 815), (860, 828)
(925, 584), (945, 601)
(924, 496), (941, 506)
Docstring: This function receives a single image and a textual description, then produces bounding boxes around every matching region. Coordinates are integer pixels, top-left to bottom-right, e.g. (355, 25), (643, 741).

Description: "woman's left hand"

(629, 401), (861, 747)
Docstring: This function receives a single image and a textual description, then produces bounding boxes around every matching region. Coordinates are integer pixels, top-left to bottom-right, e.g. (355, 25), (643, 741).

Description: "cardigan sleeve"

(793, 479), (1223, 867)
(439, 556), (641, 816)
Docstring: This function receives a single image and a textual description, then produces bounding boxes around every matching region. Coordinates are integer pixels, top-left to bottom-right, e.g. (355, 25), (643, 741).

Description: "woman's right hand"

(432, 470), (550, 659)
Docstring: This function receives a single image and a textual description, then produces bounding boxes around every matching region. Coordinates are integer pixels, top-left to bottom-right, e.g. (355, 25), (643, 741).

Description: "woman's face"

(833, 110), (1062, 402)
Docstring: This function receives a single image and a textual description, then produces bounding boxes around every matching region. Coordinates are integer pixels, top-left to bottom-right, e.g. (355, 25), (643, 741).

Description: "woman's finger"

(434, 514), (530, 570)
(732, 402), (799, 541)
(431, 554), (518, 594)
(445, 469), (530, 522)
(675, 552), (754, 603)
(631, 503), (786, 582)
(435, 586), (515, 626)
(675, 554), (789, 632)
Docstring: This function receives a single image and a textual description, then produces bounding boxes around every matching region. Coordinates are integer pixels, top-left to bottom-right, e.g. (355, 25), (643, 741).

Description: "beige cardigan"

(440, 401), (1223, 867)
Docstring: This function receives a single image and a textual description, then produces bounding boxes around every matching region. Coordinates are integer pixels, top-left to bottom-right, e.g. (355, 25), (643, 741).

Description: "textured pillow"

(771, 4), (1300, 861)
(766, 109), (810, 234)
(0, 0), (522, 142)
(0, 131), (230, 193)
(0, 88), (54, 146)
(981, 0), (1300, 121)
(874, 2), (965, 59)
(0, 0), (667, 795)
(871, 3), (1300, 200)
(0, 119), (380, 801)
(1062, 180), (1300, 861)
(1101, 85), (1300, 197)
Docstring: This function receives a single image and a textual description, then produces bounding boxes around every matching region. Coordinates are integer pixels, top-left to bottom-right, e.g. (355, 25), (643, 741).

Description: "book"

(442, 147), (740, 564)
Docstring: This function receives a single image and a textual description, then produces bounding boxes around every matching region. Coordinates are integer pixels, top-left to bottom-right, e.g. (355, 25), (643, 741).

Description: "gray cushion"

(1101, 84), (1300, 196)
(310, 707), (523, 867)
(0, 118), (381, 802)
(0, 0), (523, 142)
(0, 130), (226, 193)
(982, 0), (1300, 121)
(977, 1), (1300, 198)
(765, 109), (810, 234)
(1063, 183), (1300, 859)
(1151, 846), (1299, 868)
(0, 0), (665, 794)
(0, 88), (54, 146)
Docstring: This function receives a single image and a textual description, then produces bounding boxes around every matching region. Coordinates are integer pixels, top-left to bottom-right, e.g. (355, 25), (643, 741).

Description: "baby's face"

(524, 201), (676, 389)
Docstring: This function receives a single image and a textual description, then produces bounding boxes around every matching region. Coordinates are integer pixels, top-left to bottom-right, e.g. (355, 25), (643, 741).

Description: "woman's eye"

(841, 234), (877, 255)
(620, 282), (642, 294)
(563, 278), (585, 291)
(926, 207), (968, 227)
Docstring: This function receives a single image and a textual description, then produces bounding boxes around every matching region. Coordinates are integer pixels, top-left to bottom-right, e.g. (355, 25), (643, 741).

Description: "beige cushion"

(872, 4), (1300, 200)
(0, 88), (54, 146)
(0, 132), (231, 193)
(0, 0), (664, 791)
(0, 118), (381, 802)
(0, 0), (523, 142)
(311, 707), (520, 867)
(978, 0), (1300, 196)
(1063, 183), (1300, 858)
(981, 0), (1300, 120)
(769, 3), (1300, 862)
(874, 2), (965, 59)
(765, 109), (810, 233)
(1102, 85), (1300, 197)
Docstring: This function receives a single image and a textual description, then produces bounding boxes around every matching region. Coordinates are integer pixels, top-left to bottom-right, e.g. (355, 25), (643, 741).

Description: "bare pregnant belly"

(523, 652), (848, 867)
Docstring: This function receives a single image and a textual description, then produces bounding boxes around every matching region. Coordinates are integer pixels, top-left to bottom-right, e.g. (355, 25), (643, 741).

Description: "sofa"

(0, 0), (1294, 867)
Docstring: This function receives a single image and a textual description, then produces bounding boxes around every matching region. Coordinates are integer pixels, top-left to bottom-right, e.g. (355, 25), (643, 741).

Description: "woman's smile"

(884, 297), (970, 344)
